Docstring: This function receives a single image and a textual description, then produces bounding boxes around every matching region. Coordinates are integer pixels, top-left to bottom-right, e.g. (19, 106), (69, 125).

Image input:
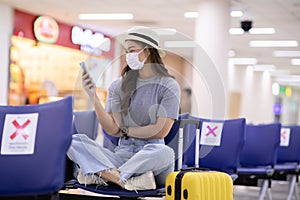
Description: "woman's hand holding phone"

(80, 61), (88, 72)
(80, 61), (96, 98)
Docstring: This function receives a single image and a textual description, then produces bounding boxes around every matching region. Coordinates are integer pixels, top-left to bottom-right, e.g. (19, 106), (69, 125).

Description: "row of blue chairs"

(101, 113), (300, 200)
(1, 97), (299, 200)
(178, 114), (300, 200)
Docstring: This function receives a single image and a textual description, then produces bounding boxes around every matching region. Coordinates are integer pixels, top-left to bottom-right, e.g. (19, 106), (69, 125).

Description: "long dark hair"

(121, 40), (174, 115)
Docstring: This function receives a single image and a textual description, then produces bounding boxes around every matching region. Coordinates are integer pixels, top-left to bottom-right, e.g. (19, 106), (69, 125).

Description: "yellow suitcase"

(165, 169), (233, 200)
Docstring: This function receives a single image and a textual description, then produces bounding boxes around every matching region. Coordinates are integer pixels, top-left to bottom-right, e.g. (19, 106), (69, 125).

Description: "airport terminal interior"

(0, 0), (300, 199)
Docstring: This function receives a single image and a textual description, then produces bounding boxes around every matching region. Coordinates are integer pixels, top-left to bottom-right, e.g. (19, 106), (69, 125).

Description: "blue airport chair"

(182, 116), (246, 180)
(73, 110), (99, 140)
(273, 125), (300, 200)
(102, 128), (120, 152)
(162, 112), (190, 171)
(0, 96), (73, 198)
(235, 123), (281, 200)
(65, 110), (100, 182)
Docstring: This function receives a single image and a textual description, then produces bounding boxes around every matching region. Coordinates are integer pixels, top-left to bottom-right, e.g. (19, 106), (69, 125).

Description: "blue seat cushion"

(274, 162), (300, 171)
(237, 166), (274, 176)
(74, 182), (165, 198)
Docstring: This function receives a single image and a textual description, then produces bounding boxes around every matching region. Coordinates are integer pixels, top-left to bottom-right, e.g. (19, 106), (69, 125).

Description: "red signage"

(34, 16), (59, 43)
(14, 10), (114, 58)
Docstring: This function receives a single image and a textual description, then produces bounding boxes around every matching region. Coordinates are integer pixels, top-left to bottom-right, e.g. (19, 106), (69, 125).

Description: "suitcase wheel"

(167, 185), (172, 196)
(183, 189), (188, 199)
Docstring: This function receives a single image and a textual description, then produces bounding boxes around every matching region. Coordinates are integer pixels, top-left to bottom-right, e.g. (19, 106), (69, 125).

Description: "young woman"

(67, 27), (181, 191)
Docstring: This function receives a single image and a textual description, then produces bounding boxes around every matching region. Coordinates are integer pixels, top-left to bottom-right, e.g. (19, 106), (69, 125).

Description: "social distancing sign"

(280, 128), (291, 147)
(200, 122), (224, 146)
(1, 113), (39, 155)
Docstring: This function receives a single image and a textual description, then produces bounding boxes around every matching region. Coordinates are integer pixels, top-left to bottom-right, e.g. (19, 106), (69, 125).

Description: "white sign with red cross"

(1, 113), (39, 155)
(280, 128), (291, 147)
(200, 122), (224, 146)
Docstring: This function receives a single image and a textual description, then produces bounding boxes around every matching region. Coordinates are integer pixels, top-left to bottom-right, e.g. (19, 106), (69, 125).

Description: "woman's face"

(124, 40), (149, 62)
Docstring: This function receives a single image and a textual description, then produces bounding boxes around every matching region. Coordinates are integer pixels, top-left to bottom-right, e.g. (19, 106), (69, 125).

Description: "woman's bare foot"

(97, 168), (124, 188)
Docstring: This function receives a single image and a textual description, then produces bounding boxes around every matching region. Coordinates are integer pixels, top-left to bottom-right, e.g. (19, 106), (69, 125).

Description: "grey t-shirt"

(105, 76), (181, 127)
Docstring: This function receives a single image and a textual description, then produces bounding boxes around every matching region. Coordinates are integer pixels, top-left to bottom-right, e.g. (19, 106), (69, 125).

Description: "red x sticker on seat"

(10, 119), (31, 140)
(200, 122), (224, 146)
(280, 128), (291, 147)
(205, 125), (218, 137)
(1, 113), (39, 155)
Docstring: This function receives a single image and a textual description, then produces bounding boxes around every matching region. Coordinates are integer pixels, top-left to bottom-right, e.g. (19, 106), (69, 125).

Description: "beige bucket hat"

(118, 26), (166, 57)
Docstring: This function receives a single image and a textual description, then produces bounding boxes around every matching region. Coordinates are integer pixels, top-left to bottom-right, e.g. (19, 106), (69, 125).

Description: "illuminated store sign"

(34, 16), (59, 43)
(71, 26), (111, 55)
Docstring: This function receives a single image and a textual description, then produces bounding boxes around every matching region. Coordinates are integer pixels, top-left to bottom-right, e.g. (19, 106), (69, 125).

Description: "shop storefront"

(9, 10), (115, 110)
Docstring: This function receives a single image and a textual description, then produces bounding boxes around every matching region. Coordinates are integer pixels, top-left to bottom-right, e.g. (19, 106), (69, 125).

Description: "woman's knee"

(144, 144), (174, 160)
(144, 143), (172, 152)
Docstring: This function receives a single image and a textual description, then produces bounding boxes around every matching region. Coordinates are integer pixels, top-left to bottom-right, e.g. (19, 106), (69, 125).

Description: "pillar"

(0, 3), (13, 105)
(192, 0), (230, 119)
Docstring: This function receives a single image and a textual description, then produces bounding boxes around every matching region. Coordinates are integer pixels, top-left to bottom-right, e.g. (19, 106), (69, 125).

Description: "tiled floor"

(234, 181), (293, 200)
(59, 180), (298, 200)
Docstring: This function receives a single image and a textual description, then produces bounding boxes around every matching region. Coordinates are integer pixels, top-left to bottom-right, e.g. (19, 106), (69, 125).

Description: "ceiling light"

(291, 59), (300, 65)
(252, 64), (276, 71)
(164, 41), (197, 48)
(270, 70), (290, 76)
(249, 28), (276, 34)
(230, 11), (243, 17)
(78, 13), (134, 20)
(184, 12), (199, 18)
(275, 75), (300, 85)
(249, 40), (298, 47)
(229, 58), (257, 65)
(273, 51), (300, 57)
(229, 28), (275, 35)
(229, 28), (244, 35)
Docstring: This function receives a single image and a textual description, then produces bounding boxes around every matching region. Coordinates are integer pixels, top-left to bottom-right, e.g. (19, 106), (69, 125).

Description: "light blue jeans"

(67, 134), (175, 185)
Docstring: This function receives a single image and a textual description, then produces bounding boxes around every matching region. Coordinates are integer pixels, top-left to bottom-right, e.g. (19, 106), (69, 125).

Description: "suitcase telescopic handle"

(177, 119), (202, 169)
(179, 119), (201, 129)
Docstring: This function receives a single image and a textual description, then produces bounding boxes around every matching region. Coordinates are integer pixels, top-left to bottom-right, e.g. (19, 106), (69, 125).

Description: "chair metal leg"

(286, 175), (298, 200)
(295, 182), (299, 200)
(51, 192), (59, 200)
(267, 188), (272, 200)
(258, 180), (269, 200)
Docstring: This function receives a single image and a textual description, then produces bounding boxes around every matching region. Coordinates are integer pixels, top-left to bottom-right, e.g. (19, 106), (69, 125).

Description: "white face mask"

(126, 48), (148, 70)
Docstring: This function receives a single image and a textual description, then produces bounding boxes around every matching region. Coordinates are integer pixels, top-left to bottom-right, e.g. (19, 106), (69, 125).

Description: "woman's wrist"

(88, 91), (98, 102)
(121, 126), (129, 139)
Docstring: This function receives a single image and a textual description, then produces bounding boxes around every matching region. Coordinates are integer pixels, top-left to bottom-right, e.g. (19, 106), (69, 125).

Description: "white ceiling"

(1, 0), (300, 77)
